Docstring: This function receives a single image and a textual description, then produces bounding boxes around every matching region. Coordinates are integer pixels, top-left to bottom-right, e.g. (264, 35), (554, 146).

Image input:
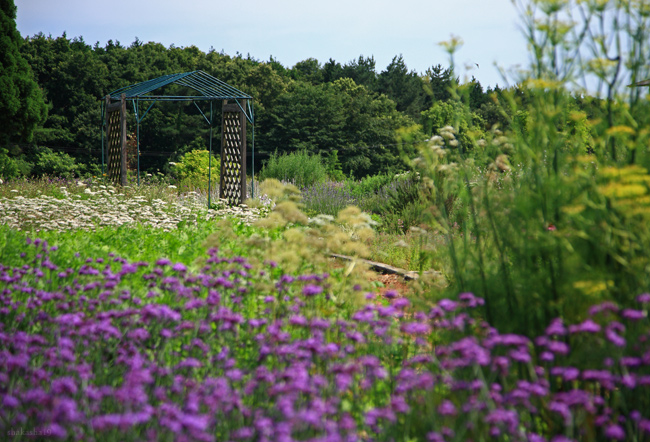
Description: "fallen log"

(329, 253), (420, 280)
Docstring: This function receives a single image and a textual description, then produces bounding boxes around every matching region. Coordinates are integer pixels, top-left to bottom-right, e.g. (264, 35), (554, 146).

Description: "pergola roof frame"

(101, 70), (255, 206)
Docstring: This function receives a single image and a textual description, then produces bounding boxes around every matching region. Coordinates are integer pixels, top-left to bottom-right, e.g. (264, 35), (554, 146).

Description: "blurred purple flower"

(637, 293), (650, 303)
(3, 394), (19, 408)
(438, 299), (458, 312)
(303, 284), (323, 297)
(604, 423), (626, 440)
(551, 366), (580, 382)
(438, 400), (457, 416)
(172, 262), (187, 272)
(232, 427), (254, 439)
(427, 432), (445, 442)
(622, 309), (646, 320)
(384, 290), (399, 299)
(568, 318), (601, 334)
(589, 301), (620, 316)
(546, 340), (570, 355)
(545, 318), (567, 336)
(605, 328), (626, 347)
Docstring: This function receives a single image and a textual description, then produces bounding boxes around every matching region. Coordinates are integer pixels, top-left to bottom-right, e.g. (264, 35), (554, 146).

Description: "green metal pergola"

(101, 70), (255, 206)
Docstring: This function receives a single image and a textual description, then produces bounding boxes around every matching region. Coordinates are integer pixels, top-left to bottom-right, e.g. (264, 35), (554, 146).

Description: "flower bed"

(0, 187), (265, 232)
(1, 238), (649, 441)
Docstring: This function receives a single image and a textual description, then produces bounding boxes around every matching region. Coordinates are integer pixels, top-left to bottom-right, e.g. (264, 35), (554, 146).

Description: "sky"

(15, 0), (529, 88)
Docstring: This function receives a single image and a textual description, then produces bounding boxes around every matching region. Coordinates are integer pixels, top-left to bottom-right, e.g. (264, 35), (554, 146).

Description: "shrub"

(0, 147), (29, 179)
(170, 149), (219, 191)
(346, 173), (394, 199)
(32, 147), (77, 178)
(259, 150), (328, 188)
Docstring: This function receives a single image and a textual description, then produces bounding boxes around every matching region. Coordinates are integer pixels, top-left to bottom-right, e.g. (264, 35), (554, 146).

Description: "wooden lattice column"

(220, 100), (247, 205)
(105, 93), (127, 186)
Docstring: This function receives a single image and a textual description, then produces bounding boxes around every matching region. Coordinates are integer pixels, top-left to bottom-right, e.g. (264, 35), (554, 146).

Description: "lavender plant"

(301, 181), (360, 218)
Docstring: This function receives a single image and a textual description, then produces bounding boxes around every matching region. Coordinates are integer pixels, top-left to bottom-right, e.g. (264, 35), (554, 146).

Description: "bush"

(342, 172), (425, 233)
(259, 150), (328, 188)
(170, 149), (219, 191)
(0, 144), (36, 179)
(32, 147), (77, 178)
(346, 173), (394, 199)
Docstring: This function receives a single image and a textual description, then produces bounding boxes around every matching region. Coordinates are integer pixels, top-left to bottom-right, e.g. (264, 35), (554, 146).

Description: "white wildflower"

(429, 135), (444, 147)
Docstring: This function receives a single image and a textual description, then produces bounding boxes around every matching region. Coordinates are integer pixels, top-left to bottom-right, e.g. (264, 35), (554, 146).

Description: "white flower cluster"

(0, 188), (267, 232)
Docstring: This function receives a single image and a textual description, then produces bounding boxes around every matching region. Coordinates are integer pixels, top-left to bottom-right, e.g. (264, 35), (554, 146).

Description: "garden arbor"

(101, 70), (254, 206)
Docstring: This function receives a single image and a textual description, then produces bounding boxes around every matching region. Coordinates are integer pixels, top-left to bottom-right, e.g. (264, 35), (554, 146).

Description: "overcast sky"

(15, 0), (528, 88)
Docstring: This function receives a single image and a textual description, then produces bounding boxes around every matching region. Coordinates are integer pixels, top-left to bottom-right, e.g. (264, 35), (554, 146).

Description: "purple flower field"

(1, 238), (650, 441)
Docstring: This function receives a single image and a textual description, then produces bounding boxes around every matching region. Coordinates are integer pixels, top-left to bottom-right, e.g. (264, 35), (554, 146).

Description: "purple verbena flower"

(302, 284), (323, 297)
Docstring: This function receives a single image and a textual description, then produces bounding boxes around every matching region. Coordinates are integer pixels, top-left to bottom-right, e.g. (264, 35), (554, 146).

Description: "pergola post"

(220, 100), (247, 205)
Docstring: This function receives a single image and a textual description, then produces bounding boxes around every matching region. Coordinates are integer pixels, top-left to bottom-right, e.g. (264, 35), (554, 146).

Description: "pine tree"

(0, 0), (47, 145)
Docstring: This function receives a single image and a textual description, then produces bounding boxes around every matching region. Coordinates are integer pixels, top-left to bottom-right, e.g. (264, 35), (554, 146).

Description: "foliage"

(31, 146), (78, 178)
(405, 1), (650, 338)
(0, 147), (28, 179)
(0, 0), (47, 146)
(346, 173), (395, 198)
(301, 172), (428, 235)
(6, 3), (650, 441)
(376, 173), (427, 233)
(258, 150), (328, 188)
(422, 64), (456, 103)
(376, 55), (428, 119)
(170, 148), (220, 192)
(322, 149), (345, 181)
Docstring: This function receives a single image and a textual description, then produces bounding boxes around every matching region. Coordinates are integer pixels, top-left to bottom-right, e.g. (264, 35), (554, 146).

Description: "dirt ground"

(328, 255), (416, 298)
(370, 272), (412, 297)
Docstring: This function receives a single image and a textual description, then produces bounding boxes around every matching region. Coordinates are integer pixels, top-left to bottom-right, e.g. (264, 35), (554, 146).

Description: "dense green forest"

(1, 26), (513, 180)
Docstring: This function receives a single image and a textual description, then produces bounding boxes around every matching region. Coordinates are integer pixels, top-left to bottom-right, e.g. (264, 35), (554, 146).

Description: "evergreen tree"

(423, 64), (455, 103)
(322, 58), (344, 83)
(377, 55), (427, 118)
(0, 0), (47, 145)
(341, 55), (377, 90)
